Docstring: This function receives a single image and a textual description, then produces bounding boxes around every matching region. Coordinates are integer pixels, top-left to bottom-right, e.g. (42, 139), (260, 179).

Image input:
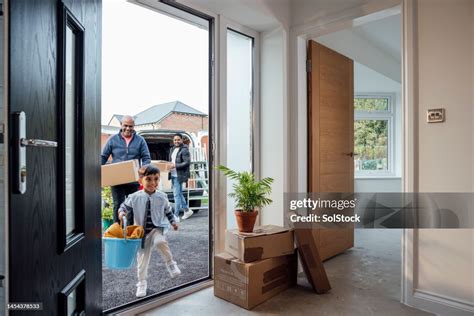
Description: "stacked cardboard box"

(214, 225), (297, 309)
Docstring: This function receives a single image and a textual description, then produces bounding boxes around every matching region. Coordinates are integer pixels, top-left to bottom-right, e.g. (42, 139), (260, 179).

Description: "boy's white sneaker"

(167, 261), (181, 278)
(136, 281), (147, 298)
(174, 215), (180, 223)
(181, 209), (194, 220)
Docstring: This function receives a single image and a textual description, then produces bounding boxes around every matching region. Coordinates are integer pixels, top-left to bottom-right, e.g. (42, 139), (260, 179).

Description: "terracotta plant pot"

(235, 210), (258, 233)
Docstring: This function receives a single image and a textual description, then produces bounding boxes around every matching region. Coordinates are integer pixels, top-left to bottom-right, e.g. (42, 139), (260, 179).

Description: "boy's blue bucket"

(103, 237), (141, 269)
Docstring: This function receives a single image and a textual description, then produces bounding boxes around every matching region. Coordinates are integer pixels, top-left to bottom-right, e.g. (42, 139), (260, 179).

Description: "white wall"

(418, 0), (472, 193)
(408, 0), (474, 313)
(260, 27), (287, 226)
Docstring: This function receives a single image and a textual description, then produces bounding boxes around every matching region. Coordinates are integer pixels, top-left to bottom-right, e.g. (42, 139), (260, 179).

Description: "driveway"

(102, 209), (209, 311)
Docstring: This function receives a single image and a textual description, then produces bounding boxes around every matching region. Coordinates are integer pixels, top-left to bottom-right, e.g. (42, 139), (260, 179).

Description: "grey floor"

(102, 209), (209, 311)
(141, 230), (434, 316)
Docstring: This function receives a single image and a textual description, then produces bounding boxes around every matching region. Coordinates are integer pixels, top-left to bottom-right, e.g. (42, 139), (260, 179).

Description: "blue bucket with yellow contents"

(103, 237), (141, 269)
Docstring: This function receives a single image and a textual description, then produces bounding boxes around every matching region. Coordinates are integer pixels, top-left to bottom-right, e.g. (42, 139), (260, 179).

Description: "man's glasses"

(123, 124), (134, 128)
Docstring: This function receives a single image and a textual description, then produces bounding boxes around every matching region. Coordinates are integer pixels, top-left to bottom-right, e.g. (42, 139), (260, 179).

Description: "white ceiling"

(353, 14), (401, 63)
(315, 12), (401, 82)
(180, 0), (281, 31)
(290, 0), (373, 26)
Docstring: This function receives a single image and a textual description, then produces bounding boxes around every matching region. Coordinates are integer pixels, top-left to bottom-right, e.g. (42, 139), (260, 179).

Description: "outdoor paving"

(102, 208), (209, 311)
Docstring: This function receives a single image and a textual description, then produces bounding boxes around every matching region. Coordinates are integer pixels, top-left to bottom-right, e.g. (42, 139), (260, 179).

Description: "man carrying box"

(101, 115), (151, 223)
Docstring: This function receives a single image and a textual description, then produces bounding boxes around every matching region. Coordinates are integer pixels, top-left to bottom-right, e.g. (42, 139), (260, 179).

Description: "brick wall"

(148, 112), (208, 134)
(101, 133), (111, 150)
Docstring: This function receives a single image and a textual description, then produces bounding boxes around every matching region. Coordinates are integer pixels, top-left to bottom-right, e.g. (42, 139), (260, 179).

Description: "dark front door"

(8, 0), (101, 314)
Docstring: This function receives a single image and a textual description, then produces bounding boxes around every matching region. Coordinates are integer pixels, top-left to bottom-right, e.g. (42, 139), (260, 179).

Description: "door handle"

(13, 111), (56, 194)
(21, 138), (57, 147)
(346, 152), (359, 158)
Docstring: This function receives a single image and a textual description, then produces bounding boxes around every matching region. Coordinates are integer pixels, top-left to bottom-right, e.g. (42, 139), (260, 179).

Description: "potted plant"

(217, 165), (274, 232)
(101, 186), (114, 230)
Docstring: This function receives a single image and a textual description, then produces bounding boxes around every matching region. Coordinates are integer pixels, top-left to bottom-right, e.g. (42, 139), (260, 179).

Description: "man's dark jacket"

(169, 144), (191, 183)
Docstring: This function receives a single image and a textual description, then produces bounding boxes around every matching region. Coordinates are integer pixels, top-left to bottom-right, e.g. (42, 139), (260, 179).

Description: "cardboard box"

(151, 160), (173, 172)
(214, 252), (297, 309)
(225, 225), (295, 262)
(294, 227), (331, 294)
(101, 160), (139, 187)
(158, 171), (172, 191)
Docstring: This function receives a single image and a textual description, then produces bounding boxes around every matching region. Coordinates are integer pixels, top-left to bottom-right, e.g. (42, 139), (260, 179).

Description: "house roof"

(107, 114), (125, 126)
(133, 101), (207, 125)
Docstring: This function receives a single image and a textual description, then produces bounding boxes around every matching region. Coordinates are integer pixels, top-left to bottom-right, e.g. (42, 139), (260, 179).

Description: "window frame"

(354, 93), (396, 178)
(57, 2), (86, 253)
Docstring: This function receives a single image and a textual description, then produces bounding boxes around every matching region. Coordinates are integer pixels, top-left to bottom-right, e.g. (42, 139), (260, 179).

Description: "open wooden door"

(308, 40), (354, 261)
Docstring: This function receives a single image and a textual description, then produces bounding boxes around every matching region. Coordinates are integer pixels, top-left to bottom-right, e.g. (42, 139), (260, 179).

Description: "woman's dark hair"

(138, 164), (160, 178)
(173, 133), (183, 140)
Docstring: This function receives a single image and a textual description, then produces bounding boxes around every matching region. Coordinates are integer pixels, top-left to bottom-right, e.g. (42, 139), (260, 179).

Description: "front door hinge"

(306, 59), (312, 73)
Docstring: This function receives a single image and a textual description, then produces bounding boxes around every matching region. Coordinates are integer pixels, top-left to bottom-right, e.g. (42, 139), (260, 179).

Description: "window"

(226, 28), (255, 229)
(354, 94), (395, 177)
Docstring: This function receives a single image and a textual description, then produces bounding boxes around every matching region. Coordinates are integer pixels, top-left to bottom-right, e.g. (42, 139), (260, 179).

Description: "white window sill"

(355, 175), (402, 180)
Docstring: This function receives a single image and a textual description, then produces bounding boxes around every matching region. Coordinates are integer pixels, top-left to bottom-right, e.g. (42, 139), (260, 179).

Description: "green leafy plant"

(101, 186), (114, 221)
(217, 165), (274, 212)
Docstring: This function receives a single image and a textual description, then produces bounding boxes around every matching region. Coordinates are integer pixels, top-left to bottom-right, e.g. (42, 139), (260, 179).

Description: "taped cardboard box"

(158, 171), (172, 191)
(225, 225), (295, 262)
(214, 252), (297, 309)
(101, 160), (139, 187)
(151, 160), (173, 172)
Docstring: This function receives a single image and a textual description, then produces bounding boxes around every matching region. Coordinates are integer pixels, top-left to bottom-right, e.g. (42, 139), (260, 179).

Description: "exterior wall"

(148, 112), (208, 135)
(108, 116), (121, 127)
(200, 135), (209, 156)
(101, 133), (111, 150)
(134, 123), (154, 131)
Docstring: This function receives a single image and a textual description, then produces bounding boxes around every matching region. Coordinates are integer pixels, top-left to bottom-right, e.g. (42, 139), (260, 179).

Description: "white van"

(138, 130), (208, 215)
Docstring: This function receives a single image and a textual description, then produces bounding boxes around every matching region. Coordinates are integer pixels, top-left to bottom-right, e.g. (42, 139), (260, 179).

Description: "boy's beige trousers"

(136, 228), (173, 282)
